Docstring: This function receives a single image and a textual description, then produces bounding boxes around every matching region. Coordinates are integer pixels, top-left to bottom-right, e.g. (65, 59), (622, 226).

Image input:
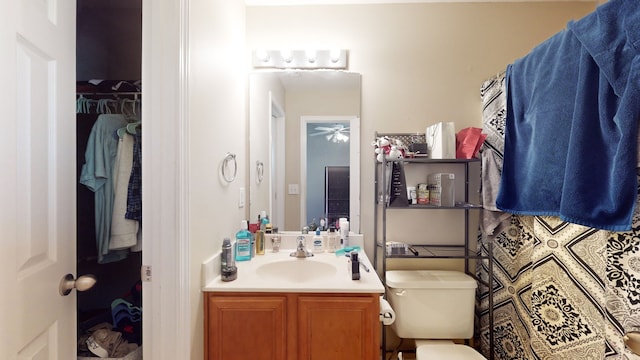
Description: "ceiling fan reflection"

(310, 125), (350, 143)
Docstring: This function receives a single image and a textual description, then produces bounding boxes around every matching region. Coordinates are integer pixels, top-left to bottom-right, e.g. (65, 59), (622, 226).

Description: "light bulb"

(280, 49), (293, 63)
(306, 49), (316, 63)
(330, 49), (342, 63)
(255, 49), (270, 62)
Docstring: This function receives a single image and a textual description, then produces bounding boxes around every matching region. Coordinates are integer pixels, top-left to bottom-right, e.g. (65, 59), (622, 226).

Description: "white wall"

(249, 73), (285, 221)
(246, 1), (597, 259)
(188, 0), (246, 359)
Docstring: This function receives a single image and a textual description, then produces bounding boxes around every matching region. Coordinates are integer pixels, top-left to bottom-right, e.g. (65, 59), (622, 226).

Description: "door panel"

(1, 0), (77, 359)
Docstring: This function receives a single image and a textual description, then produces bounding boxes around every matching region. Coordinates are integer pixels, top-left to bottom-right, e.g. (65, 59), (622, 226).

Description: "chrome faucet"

(290, 236), (314, 258)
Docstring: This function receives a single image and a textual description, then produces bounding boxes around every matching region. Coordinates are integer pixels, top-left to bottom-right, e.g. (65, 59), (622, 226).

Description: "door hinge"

(141, 265), (152, 282)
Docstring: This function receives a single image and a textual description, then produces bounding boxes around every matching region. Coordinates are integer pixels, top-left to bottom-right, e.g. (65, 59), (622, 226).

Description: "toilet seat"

(416, 344), (487, 360)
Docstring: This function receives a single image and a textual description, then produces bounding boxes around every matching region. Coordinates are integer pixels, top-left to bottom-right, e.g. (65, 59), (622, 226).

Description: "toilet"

(386, 270), (487, 360)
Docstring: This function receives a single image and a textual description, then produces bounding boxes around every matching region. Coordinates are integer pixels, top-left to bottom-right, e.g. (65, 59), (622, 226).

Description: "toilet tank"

(386, 270), (477, 339)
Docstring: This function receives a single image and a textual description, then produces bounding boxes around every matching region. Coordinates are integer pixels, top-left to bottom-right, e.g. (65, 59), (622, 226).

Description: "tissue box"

(428, 173), (455, 207)
(386, 241), (409, 255)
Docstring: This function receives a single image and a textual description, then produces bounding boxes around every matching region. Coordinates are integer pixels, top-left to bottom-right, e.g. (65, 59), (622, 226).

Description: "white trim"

(269, 93), (286, 231)
(300, 115), (360, 233)
(141, 0), (190, 358)
(176, 0), (191, 356)
(349, 117), (361, 233)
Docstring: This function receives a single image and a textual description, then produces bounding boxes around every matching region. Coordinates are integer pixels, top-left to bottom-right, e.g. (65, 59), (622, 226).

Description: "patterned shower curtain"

(476, 72), (640, 359)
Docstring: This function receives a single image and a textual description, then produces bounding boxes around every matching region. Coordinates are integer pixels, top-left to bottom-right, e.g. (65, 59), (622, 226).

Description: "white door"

(0, 1), (77, 359)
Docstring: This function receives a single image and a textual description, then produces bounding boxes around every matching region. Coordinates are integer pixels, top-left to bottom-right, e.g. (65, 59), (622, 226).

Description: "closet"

(76, 1), (143, 359)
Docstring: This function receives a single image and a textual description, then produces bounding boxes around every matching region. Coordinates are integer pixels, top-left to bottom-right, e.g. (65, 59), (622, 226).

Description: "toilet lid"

(417, 344), (487, 360)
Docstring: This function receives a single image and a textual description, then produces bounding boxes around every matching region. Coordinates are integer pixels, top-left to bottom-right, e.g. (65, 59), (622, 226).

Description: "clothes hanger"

(126, 121), (141, 135)
(116, 127), (128, 139)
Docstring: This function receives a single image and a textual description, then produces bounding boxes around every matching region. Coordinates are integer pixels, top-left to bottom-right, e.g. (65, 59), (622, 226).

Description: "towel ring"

(222, 153), (237, 183)
(256, 161), (264, 184)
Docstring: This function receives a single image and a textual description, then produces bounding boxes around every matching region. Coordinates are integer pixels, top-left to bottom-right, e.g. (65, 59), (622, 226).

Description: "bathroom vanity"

(202, 243), (384, 360)
(204, 292), (379, 359)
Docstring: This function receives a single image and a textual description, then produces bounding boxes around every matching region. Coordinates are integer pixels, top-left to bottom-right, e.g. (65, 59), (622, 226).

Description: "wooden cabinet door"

(297, 295), (380, 360)
(205, 293), (287, 360)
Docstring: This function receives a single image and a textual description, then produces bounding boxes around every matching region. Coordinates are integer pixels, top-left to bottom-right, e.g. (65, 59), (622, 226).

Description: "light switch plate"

(288, 184), (299, 195)
(239, 187), (245, 207)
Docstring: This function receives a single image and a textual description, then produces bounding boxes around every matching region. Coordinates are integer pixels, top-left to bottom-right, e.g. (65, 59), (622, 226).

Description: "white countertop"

(203, 248), (384, 294)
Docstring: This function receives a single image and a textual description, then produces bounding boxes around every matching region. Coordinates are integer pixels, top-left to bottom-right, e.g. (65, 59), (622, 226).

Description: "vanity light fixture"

(252, 49), (348, 69)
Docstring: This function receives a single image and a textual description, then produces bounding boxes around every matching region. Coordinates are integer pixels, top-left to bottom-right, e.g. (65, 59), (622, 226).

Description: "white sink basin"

(257, 259), (338, 283)
(203, 247), (385, 293)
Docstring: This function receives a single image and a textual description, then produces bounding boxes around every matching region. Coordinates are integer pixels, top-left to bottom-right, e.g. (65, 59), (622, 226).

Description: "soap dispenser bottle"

(235, 220), (252, 261)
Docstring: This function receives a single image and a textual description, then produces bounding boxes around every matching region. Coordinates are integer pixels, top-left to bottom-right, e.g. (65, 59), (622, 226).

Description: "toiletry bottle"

(339, 218), (350, 248)
(326, 228), (338, 253)
(255, 211), (268, 255)
(253, 211), (268, 255)
(349, 251), (360, 280)
(312, 229), (324, 253)
(221, 237), (237, 281)
(260, 210), (269, 230)
(235, 220), (252, 261)
(255, 229), (265, 255)
(251, 232), (256, 258)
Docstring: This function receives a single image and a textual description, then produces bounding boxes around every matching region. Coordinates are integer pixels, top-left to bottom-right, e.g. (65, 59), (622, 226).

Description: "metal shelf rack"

(373, 132), (494, 360)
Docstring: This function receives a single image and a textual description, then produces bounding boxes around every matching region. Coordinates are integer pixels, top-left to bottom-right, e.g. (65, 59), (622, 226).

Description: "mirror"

(249, 70), (361, 232)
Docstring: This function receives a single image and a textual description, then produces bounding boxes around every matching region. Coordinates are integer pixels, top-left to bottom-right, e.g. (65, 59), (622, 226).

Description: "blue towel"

(497, 0), (640, 231)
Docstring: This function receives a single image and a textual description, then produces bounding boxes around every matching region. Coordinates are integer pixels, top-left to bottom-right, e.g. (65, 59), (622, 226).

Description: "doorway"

(306, 121), (350, 228)
(300, 115), (361, 233)
(76, 0), (143, 357)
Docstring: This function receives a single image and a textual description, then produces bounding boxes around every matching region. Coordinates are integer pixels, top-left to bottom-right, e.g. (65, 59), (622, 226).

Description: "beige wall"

(188, 0), (246, 359)
(246, 1), (597, 258)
